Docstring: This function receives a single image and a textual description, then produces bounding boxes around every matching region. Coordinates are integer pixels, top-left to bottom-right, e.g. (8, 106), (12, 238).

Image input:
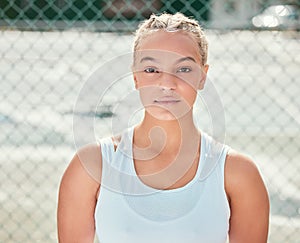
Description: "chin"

(146, 107), (190, 121)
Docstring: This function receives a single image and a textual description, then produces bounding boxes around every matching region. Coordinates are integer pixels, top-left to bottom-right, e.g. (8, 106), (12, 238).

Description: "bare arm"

(57, 144), (102, 243)
(225, 151), (270, 243)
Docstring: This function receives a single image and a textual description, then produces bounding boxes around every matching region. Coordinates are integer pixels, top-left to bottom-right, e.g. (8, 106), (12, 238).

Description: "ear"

(133, 72), (138, 89)
(131, 64), (138, 89)
(198, 64), (209, 90)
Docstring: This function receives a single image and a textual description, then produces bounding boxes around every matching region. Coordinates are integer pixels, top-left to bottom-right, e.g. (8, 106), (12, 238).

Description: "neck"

(134, 110), (200, 153)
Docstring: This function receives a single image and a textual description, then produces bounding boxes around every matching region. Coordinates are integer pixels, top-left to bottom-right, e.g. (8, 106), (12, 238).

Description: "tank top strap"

(99, 136), (115, 165)
(99, 126), (134, 165)
(116, 126), (134, 159)
(198, 132), (230, 181)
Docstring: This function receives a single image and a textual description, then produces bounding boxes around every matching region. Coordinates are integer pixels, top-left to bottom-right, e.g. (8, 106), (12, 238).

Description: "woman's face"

(133, 30), (209, 120)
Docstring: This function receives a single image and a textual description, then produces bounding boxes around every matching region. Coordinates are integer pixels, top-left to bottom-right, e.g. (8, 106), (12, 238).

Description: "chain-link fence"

(1, 0), (299, 242)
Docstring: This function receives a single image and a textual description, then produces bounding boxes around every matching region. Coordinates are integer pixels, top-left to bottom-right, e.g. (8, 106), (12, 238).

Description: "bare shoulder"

(76, 142), (103, 183)
(224, 149), (270, 243)
(58, 143), (103, 206)
(63, 142), (102, 186)
(57, 143), (102, 241)
(224, 149), (269, 204)
(225, 150), (263, 189)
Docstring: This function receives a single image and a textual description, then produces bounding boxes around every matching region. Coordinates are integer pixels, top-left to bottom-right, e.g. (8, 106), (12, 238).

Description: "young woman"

(57, 13), (269, 243)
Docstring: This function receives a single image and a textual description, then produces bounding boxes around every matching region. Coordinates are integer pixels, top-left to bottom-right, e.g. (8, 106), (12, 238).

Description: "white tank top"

(95, 126), (230, 243)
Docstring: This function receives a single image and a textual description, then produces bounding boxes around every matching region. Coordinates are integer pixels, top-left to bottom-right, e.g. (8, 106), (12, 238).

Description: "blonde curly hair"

(133, 12), (208, 65)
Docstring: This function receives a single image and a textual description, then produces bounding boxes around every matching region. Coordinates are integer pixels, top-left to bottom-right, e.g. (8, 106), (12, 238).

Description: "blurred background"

(0, 0), (299, 242)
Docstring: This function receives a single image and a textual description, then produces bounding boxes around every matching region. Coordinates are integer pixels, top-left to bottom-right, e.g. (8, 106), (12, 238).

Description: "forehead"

(137, 30), (201, 64)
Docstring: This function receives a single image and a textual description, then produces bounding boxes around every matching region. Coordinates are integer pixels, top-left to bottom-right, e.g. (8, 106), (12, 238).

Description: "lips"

(154, 96), (181, 104)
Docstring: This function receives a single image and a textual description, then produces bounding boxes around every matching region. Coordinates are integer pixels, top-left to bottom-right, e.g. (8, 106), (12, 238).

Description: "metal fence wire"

(1, 0), (300, 242)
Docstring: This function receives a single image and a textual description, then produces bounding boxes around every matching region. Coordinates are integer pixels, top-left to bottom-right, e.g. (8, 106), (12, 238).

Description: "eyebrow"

(175, 56), (196, 64)
(140, 56), (158, 63)
(139, 56), (196, 64)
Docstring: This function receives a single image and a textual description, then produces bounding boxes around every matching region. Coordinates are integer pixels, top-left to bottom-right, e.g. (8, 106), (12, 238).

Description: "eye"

(144, 67), (159, 73)
(177, 67), (192, 73)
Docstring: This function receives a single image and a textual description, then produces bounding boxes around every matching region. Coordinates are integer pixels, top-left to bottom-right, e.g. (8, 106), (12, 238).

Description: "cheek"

(138, 86), (157, 104)
(176, 70), (203, 89)
(134, 72), (160, 87)
(177, 84), (198, 105)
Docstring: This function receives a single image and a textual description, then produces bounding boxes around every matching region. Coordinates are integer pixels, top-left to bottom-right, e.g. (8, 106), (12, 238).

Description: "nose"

(158, 72), (177, 91)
